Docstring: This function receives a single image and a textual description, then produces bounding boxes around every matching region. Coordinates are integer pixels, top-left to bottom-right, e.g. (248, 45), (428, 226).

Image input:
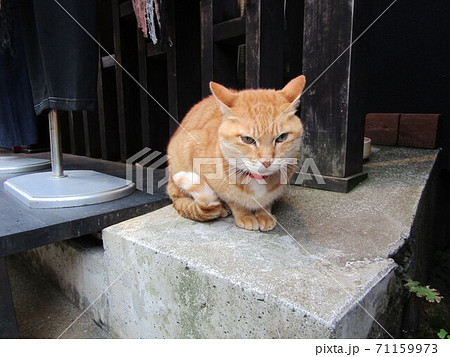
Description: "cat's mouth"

(244, 171), (269, 180)
(248, 172), (268, 180)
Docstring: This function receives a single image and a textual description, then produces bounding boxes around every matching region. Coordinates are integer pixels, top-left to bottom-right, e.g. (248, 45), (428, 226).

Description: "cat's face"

(212, 76), (306, 178)
(218, 96), (303, 177)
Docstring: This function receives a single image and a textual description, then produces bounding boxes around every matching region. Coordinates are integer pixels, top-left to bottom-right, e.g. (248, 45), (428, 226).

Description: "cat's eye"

(276, 133), (289, 143)
(240, 136), (256, 145)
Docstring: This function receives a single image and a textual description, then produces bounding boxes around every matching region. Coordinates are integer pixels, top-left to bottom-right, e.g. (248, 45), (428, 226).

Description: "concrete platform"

(101, 146), (438, 338)
(16, 146), (439, 338)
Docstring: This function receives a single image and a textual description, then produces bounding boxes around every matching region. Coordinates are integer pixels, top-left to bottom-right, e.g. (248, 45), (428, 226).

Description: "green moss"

(174, 266), (210, 338)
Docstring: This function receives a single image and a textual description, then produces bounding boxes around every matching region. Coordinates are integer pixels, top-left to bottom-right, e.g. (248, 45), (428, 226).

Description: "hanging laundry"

(132, 0), (147, 38)
(17, 0), (98, 115)
(146, 0), (158, 45)
(154, 0), (161, 30)
(0, 0), (14, 52)
(132, 0), (169, 50)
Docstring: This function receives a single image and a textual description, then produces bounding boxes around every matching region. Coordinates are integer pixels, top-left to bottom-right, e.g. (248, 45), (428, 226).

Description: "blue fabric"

(18, 0), (98, 115)
(0, 7), (37, 147)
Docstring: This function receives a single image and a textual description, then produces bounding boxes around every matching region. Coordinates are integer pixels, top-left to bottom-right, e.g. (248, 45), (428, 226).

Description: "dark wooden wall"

(60, 0), (203, 162)
(56, 0), (303, 163)
(29, 0), (447, 192)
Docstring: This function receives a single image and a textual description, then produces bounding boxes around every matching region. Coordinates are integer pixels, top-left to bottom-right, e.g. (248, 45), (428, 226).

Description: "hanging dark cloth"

(0, 0), (14, 51)
(17, 0), (98, 115)
(0, 0), (38, 147)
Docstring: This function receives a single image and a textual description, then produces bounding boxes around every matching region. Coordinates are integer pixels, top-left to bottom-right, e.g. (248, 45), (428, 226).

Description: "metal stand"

(4, 110), (135, 209)
(0, 156), (50, 174)
(48, 109), (66, 178)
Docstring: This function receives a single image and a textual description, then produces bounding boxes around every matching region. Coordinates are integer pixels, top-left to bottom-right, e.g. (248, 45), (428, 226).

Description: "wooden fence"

(58, 0), (304, 163)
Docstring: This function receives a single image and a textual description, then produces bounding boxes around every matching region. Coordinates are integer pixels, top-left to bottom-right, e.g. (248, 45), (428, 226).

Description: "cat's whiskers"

(280, 165), (288, 185)
(213, 163), (245, 193)
(286, 161), (302, 187)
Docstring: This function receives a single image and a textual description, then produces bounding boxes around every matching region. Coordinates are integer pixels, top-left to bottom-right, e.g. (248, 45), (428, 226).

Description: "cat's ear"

(210, 82), (238, 116)
(279, 75), (306, 111)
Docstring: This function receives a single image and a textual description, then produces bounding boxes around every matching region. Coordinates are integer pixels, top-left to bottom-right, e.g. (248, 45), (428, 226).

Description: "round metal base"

(4, 170), (135, 208)
(0, 156), (51, 174)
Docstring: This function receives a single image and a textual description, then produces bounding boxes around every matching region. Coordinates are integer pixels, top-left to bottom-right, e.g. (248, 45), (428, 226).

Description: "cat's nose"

(262, 160), (271, 168)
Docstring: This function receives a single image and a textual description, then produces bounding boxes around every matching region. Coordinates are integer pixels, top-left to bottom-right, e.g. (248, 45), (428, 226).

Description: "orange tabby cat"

(167, 75), (306, 231)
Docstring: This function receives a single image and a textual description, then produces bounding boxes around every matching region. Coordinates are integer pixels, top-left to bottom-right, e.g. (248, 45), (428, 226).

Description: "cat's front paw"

(254, 211), (277, 231)
(235, 214), (260, 231)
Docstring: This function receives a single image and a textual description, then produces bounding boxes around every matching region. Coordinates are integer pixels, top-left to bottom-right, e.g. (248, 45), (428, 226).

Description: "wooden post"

(112, 0), (128, 162)
(246, 0), (284, 90)
(245, 0), (261, 89)
(298, 0), (369, 192)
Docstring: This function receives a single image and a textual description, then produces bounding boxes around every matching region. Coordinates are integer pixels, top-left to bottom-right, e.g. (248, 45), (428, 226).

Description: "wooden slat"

(283, 0), (304, 82)
(259, 0), (284, 89)
(119, 0), (133, 18)
(0, 257), (19, 338)
(166, 0), (179, 136)
(112, 0), (128, 162)
(146, 43), (166, 58)
(245, 0), (261, 88)
(173, 0), (202, 119)
(58, 111), (72, 154)
(68, 111), (85, 156)
(97, 56), (108, 160)
(200, 0), (214, 97)
(68, 111), (76, 154)
(213, 17), (245, 42)
(212, 0), (240, 23)
(82, 111), (91, 157)
(82, 111), (101, 158)
(212, 43), (239, 89)
(137, 29), (150, 148)
(146, 57), (170, 154)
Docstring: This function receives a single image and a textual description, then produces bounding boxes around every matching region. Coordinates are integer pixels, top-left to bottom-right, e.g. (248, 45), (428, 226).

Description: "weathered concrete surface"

(17, 236), (109, 329)
(15, 147), (438, 338)
(103, 212), (396, 338)
(101, 146), (438, 338)
(279, 147), (439, 262)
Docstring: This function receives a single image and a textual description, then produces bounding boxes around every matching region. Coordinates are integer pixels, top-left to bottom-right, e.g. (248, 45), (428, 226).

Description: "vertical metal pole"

(48, 110), (66, 178)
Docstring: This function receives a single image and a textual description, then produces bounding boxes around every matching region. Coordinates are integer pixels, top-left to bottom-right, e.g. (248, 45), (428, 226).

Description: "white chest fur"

(249, 179), (268, 198)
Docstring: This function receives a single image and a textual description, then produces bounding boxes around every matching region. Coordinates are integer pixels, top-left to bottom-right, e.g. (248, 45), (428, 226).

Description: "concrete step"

(15, 146), (439, 338)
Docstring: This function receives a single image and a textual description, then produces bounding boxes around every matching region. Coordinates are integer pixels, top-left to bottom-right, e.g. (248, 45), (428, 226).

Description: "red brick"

(398, 114), (440, 149)
(364, 113), (400, 146)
